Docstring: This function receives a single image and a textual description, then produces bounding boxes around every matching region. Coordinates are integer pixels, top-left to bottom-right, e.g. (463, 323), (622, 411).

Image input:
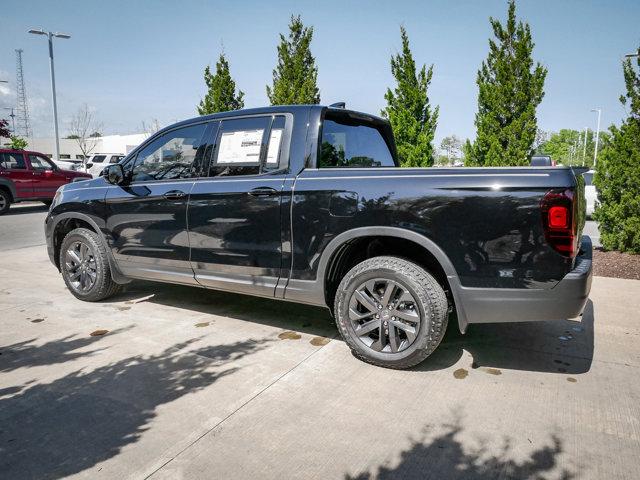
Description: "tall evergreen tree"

(266, 15), (320, 105)
(464, 0), (547, 166)
(198, 52), (244, 115)
(594, 46), (640, 253)
(382, 26), (439, 167)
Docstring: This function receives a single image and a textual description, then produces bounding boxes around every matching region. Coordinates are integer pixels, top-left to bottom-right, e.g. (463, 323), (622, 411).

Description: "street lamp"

(28, 28), (71, 161)
(624, 49), (639, 59)
(3, 107), (16, 133)
(590, 109), (602, 168)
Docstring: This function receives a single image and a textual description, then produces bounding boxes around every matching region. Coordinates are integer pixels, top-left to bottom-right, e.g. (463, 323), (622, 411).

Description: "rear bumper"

(453, 236), (593, 327)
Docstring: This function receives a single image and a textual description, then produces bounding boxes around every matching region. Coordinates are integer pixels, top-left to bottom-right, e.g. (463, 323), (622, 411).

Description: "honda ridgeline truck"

(45, 105), (592, 369)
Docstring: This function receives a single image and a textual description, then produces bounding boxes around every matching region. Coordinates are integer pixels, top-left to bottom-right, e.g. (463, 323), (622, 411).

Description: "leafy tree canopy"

(382, 26), (439, 167)
(266, 15), (320, 105)
(198, 52), (245, 114)
(464, 0), (547, 166)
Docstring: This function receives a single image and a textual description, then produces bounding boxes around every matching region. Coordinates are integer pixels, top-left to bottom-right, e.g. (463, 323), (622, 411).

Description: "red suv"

(0, 149), (92, 215)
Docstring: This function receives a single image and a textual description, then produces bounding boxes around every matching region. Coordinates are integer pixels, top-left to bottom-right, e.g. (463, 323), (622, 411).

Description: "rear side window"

(320, 114), (395, 168)
(208, 116), (286, 177)
(0, 153), (26, 169)
(130, 123), (208, 182)
(110, 155), (124, 164)
(28, 154), (56, 170)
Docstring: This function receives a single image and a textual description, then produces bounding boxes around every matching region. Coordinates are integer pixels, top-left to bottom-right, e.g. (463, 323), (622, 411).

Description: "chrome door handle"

(163, 190), (186, 200)
(248, 187), (278, 197)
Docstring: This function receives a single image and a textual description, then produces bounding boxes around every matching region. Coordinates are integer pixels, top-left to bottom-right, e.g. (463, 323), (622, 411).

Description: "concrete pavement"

(1, 210), (639, 479)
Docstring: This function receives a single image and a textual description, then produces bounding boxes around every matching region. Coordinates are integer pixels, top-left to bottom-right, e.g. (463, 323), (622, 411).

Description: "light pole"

(28, 28), (70, 161)
(625, 49), (639, 59)
(590, 108), (601, 168)
(582, 127), (588, 167)
(3, 107), (16, 133)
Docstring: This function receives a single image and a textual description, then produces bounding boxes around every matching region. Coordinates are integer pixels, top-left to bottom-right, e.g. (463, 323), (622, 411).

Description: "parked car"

(530, 155), (556, 167)
(52, 158), (83, 171)
(45, 105), (592, 369)
(0, 148), (92, 215)
(584, 169), (597, 217)
(85, 153), (125, 177)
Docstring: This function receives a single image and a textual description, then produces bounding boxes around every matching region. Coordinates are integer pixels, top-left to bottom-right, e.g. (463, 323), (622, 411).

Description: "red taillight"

(548, 206), (568, 228)
(541, 189), (577, 257)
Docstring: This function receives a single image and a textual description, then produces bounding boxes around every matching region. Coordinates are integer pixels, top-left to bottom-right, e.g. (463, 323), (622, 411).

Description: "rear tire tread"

(334, 256), (448, 369)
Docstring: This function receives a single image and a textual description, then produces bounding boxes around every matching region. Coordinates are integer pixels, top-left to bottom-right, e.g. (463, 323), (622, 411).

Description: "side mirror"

(86, 162), (94, 168)
(106, 164), (125, 185)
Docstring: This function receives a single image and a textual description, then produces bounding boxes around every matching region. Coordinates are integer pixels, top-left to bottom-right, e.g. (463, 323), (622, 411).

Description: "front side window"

(0, 153), (26, 169)
(319, 114), (396, 168)
(130, 123), (207, 182)
(29, 154), (56, 171)
(92, 155), (107, 164)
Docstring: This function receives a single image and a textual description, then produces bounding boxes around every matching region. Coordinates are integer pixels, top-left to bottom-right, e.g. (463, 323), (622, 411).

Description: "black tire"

(59, 227), (121, 302)
(0, 189), (11, 215)
(334, 256), (448, 369)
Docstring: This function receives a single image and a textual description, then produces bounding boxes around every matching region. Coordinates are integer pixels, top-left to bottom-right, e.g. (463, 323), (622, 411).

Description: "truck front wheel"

(334, 256), (448, 369)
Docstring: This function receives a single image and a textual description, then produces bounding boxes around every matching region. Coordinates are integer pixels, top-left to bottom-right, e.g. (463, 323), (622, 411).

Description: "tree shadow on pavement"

(105, 281), (594, 375)
(345, 415), (575, 480)
(0, 327), (132, 373)
(0, 336), (270, 479)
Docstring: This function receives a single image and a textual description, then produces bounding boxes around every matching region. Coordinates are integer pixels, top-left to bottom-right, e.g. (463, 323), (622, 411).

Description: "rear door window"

(209, 117), (269, 177)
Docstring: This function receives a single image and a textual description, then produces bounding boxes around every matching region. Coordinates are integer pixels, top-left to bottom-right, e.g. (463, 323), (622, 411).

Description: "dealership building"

(0, 133), (150, 160)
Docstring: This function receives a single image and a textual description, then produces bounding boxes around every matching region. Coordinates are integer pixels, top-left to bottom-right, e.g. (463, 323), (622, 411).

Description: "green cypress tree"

(382, 26), (439, 167)
(464, 0), (547, 166)
(198, 52), (244, 115)
(593, 47), (640, 253)
(266, 15), (320, 105)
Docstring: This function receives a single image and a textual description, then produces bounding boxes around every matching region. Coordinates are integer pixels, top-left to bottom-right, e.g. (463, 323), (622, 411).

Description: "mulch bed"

(592, 248), (640, 280)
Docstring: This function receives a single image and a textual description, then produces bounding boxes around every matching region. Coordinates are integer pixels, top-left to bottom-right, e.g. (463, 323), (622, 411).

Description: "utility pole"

(591, 108), (602, 168)
(3, 108), (16, 133)
(28, 28), (71, 161)
(14, 50), (32, 138)
(625, 48), (640, 59)
(582, 127), (588, 167)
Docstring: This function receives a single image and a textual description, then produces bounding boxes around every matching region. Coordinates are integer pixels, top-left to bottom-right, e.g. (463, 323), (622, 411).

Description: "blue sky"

(1, 0), (638, 146)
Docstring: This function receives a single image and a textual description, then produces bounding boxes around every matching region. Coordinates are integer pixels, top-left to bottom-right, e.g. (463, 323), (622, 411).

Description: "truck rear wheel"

(334, 256), (448, 369)
(59, 227), (121, 302)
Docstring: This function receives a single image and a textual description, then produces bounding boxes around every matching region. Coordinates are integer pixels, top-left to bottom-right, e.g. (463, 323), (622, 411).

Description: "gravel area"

(593, 247), (640, 280)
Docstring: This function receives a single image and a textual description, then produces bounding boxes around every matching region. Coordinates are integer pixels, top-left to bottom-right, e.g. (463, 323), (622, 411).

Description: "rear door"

(105, 122), (210, 284)
(0, 151), (33, 198)
(27, 154), (69, 198)
(188, 114), (290, 297)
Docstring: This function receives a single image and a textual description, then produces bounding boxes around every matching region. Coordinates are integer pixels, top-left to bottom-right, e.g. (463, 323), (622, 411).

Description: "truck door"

(104, 122), (210, 284)
(188, 115), (290, 298)
(27, 154), (69, 197)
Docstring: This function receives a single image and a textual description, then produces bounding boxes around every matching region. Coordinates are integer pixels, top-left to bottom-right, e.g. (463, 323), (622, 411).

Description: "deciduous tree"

(464, 0), (547, 166)
(68, 104), (103, 163)
(382, 26), (439, 167)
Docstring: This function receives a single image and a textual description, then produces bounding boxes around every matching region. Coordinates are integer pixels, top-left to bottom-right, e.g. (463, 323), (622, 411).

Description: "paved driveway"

(0, 206), (638, 479)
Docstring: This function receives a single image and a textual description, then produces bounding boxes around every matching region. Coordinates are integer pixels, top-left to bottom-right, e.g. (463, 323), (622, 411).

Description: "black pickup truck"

(45, 105), (592, 368)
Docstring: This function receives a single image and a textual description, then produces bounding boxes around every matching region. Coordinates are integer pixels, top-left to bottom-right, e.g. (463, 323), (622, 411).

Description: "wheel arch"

(50, 212), (129, 284)
(318, 227), (468, 333)
(0, 178), (16, 202)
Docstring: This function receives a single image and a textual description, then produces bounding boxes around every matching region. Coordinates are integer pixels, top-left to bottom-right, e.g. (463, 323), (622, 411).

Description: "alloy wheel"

(348, 278), (422, 353)
(64, 241), (97, 292)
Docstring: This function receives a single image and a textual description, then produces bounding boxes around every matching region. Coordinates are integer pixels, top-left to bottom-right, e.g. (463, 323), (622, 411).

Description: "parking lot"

(1, 203), (639, 479)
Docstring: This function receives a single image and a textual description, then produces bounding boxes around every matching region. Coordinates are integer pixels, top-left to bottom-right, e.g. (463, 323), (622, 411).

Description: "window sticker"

(266, 129), (283, 164)
(218, 129), (263, 164)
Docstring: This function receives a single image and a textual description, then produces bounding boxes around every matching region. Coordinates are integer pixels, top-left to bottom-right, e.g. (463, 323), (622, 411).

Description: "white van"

(86, 153), (125, 177)
(584, 169), (597, 217)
